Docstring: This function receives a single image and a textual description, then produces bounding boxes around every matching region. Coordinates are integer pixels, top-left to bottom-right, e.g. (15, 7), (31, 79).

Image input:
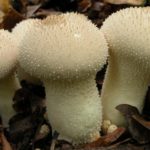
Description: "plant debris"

(104, 0), (145, 5)
(82, 127), (126, 149)
(116, 104), (150, 144)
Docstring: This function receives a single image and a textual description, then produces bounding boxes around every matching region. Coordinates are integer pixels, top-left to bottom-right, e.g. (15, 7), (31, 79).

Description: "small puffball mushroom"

(101, 7), (150, 126)
(101, 120), (118, 134)
(19, 13), (108, 144)
(107, 124), (118, 134)
(12, 19), (42, 85)
(0, 30), (20, 126)
(102, 120), (111, 134)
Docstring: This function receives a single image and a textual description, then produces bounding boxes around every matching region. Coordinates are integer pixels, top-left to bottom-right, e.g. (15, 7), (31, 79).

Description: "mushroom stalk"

(44, 76), (102, 144)
(0, 73), (20, 126)
(101, 55), (148, 126)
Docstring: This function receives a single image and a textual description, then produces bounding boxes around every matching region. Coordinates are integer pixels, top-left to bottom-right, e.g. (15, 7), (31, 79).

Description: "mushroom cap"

(101, 7), (150, 64)
(13, 19), (43, 84)
(12, 19), (41, 42)
(19, 13), (108, 80)
(0, 30), (18, 78)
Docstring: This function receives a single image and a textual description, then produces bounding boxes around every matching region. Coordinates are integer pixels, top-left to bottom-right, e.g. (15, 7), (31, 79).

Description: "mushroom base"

(44, 76), (102, 144)
(0, 74), (20, 126)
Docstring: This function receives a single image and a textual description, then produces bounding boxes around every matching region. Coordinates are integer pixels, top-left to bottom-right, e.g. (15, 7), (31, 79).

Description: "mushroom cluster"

(0, 30), (20, 126)
(101, 7), (150, 126)
(1, 4), (149, 145)
(16, 13), (108, 144)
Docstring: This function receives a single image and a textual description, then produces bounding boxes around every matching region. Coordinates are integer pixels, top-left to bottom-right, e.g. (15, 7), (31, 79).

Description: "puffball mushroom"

(12, 19), (42, 85)
(0, 29), (20, 126)
(101, 7), (150, 126)
(18, 13), (108, 144)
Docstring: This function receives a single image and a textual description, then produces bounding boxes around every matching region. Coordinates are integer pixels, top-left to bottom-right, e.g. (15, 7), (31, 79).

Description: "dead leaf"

(132, 115), (150, 130)
(0, 0), (12, 13)
(83, 127), (126, 148)
(78, 0), (92, 12)
(0, 127), (13, 150)
(109, 143), (150, 150)
(35, 9), (61, 18)
(104, 0), (145, 5)
(0, 8), (25, 31)
(9, 115), (35, 142)
(0, 10), (4, 23)
(1, 133), (13, 150)
(116, 104), (140, 117)
(10, 0), (27, 14)
(92, 2), (105, 11)
(116, 104), (150, 144)
(26, 4), (42, 18)
(29, 0), (43, 5)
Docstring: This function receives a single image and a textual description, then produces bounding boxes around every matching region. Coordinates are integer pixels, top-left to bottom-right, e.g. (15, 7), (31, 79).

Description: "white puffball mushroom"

(101, 120), (118, 134)
(12, 19), (42, 85)
(19, 13), (108, 144)
(107, 124), (118, 134)
(102, 120), (111, 134)
(0, 29), (20, 126)
(101, 7), (150, 126)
